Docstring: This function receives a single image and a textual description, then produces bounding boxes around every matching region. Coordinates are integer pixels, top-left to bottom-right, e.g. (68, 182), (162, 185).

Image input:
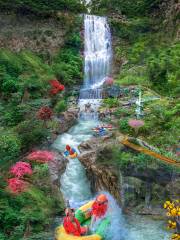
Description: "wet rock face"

(50, 108), (79, 143)
(166, 178), (180, 200)
(48, 152), (67, 187)
(58, 108), (79, 134)
(78, 135), (180, 213)
(78, 137), (121, 203)
(47, 109), (78, 187)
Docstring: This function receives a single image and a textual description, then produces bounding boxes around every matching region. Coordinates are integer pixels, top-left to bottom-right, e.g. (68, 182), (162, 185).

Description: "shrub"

(0, 131), (21, 170)
(37, 107), (53, 121)
(7, 178), (29, 194)
(0, 0), (85, 15)
(103, 98), (119, 108)
(1, 74), (18, 94)
(147, 43), (180, 96)
(16, 120), (48, 151)
(10, 162), (33, 178)
(113, 108), (132, 117)
(26, 151), (55, 163)
(54, 100), (67, 114)
(118, 118), (131, 134)
(2, 104), (25, 127)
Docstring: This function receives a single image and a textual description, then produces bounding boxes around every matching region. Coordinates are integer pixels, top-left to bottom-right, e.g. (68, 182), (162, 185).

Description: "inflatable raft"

(55, 201), (110, 240)
(92, 125), (116, 132)
(64, 148), (78, 159)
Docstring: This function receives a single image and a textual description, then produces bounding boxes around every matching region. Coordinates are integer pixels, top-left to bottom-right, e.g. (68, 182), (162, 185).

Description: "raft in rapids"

(55, 201), (110, 240)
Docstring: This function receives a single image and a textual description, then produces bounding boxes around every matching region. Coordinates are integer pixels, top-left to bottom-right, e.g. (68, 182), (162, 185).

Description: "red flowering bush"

(37, 106), (53, 121)
(10, 161), (33, 178)
(26, 150), (55, 163)
(49, 79), (65, 95)
(7, 178), (28, 194)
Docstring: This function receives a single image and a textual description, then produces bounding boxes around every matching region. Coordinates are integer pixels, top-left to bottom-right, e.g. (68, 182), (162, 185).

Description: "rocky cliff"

(0, 13), (67, 54)
(78, 135), (180, 215)
(78, 135), (122, 203)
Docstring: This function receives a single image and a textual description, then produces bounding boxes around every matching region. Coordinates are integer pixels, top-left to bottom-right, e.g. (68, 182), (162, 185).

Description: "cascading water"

(52, 14), (112, 208)
(82, 15), (112, 90)
(52, 13), (170, 240)
(79, 14), (112, 120)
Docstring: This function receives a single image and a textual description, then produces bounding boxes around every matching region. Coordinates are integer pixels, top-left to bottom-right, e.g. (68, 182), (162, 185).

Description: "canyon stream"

(52, 14), (170, 240)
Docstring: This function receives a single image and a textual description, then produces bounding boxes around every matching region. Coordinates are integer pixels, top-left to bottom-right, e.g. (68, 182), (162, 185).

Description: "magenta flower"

(128, 119), (144, 129)
(10, 161), (33, 178)
(7, 178), (28, 194)
(26, 150), (55, 163)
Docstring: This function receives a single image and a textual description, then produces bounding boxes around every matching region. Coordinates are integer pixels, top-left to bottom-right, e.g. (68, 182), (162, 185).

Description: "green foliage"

(142, 99), (180, 148)
(0, 12), (81, 240)
(0, 0), (85, 15)
(0, 50), (23, 78)
(91, 0), (162, 17)
(113, 108), (132, 117)
(103, 98), (119, 108)
(0, 164), (64, 240)
(53, 32), (83, 86)
(111, 17), (151, 42)
(16, 120), (49, 151)
(116, 66), (149, 86)
(1, 103), (26, 127)
(118, 118), (131, 134)
(54, 100), (67, 114)
(0, 131), (21, 170)
(147, 42), (180, 96)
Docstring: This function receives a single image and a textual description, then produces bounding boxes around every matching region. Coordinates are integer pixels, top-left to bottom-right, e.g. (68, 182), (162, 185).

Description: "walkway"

(119, 136), (180, 167)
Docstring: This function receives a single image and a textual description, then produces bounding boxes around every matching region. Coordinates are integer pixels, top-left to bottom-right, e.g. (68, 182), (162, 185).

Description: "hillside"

(0, 0), (179, 239)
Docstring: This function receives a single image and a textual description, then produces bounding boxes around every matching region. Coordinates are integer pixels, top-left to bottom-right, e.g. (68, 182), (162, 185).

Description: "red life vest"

(91, 201), (108, 218)
(63, 216), (81, 236)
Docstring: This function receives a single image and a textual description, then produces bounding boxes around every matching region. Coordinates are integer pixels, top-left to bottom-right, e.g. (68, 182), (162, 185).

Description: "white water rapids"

(52, 14), (170, 240)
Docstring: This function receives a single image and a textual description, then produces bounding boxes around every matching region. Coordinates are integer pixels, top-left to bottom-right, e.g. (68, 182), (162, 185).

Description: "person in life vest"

(90, 194), (108, 229)
(66, 145), (71, 151)
(63, 208), (88, 236)
(64, 145), (72, 157)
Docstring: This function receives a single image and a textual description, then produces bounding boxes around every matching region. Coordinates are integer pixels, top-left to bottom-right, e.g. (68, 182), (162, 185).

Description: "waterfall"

(79, 14), (112, 120)
(52, 14), (112, 207)
(83, 15), (112, 89)
(52, 13), (170, 240)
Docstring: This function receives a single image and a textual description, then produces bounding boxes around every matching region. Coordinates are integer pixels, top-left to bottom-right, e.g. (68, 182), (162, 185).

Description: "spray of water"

(90, 191), (128, 240)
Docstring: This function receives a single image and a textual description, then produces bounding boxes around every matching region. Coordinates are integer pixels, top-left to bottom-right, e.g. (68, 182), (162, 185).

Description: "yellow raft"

(69, 152), (78, 159)
(55, 226), (101, 240)
(55, 201), (106, 240)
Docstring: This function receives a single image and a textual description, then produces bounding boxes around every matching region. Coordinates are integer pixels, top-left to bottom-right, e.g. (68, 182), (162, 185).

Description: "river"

(52, 14), (170, 240)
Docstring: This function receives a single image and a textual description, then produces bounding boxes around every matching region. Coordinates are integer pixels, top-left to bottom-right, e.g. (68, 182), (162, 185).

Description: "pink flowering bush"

(128, 119), (144, 136)
(7, 178), (28, 194)
(26, 150), (55, 163)
(105, 77), (114, 86)
(128, 119), (144, 128)
(10, 161), (33, 178)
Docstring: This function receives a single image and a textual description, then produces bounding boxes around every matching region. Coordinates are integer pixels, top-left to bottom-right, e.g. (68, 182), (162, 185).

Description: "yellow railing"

(120, 137), (180, 167)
